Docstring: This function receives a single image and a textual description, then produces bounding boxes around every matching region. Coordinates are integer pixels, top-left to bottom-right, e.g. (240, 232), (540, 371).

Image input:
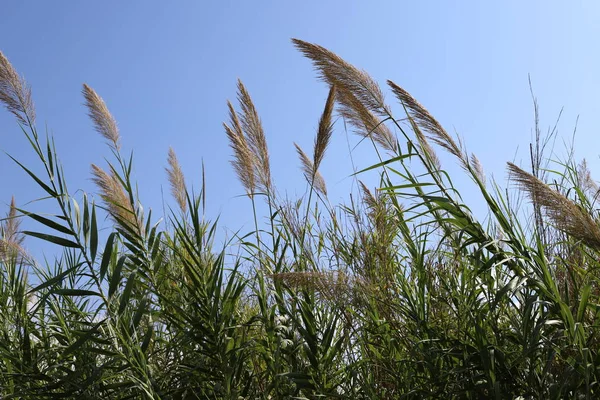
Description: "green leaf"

(28, 265), (79, 294)
(109, 255), (127, 297)
(23, 231), (80, 248)
(7, 154), (57, 197)
(119, 273), (137, 314)
(577, 283), (592, 323)
(53, 289), (100, 297)
(90, 204), (99, 261)
(19, 210), (74, 235)
(100, 232), (117, 281)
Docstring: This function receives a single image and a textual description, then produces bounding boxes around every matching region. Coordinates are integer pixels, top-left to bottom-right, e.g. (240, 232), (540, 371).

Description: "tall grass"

(1, 40), (600, 399)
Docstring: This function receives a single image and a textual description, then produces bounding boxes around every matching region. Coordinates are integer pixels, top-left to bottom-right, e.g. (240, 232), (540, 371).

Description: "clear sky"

(2, 1), (600, 257)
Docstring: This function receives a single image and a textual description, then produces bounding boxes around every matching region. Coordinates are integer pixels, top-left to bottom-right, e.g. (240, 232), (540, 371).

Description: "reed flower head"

(91, 164), (137, 230)
(166, 147), (187, 214)
(293, 39), (397, 153)
(0, 51), (35, 126)
(294, 143), (327, 196)
(83, 84), (120, 150)
(224, 101), (256, 197)
(388, 80), (466, 167)
(313, 86), (336, 171)
(237, 80), (271, 193)
(0, 197), (29, 263)
(509, 162), (600, 250)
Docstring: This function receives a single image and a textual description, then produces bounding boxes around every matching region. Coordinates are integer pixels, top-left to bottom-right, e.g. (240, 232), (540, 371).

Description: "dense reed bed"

(1, 40), (599, 399)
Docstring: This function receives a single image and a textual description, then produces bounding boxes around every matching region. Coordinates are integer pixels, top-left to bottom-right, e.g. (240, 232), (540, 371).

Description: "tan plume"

(359, 181), (377, 211)
(292, 39), (390, 116)
(508, 162), (600, 249)
(313, 86), (336, 170)
(0, 197), (29, 263)
(83, 84), (120, 150)
(236, 80), (271, 193)
(224, 100), (256, 197)
(338, 89), (398, 153)
(295, 143), (327, 196)
(91, 164), (137, 231)
(0, 51), (35, 126)
(292, 39), (397, 153)
(411, 119), (441, 170)
(388, 81), (466, 166)
(470, 153), (486, 185)
(166, 147), (187, 214)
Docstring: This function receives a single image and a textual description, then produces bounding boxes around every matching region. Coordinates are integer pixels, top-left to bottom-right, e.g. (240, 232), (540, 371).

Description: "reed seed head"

(166, 147), (187, 214)
(314, 86), (336, 171)
(91, 164), (137, 230)
(509, 162), (600, 250)
(294, 143), (327, 196)
(293, 39), (398, 153)
(388, 80), (467, 167)
(0, 51), (35, 126)
(83, 84), (120, 150)
(236, 79), (272, 193)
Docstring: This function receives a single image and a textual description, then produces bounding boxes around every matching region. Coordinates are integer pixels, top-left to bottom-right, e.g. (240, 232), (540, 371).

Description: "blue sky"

(1, 1), (599, 257)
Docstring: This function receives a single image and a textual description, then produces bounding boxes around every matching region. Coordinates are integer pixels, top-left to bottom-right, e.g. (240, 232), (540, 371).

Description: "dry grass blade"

(508, 162), (600, 249)
(224, 99), (256, 196)
(314, 86), (336, 171)
(388, 80), (466, 165)
(237, 80), (271, 193)
(295, 143), (327, 196)
(0, 51), (35, 126)
(82, 84), (120, 150)
(166, 147), (187, 214)
(91, 164), (137, 230)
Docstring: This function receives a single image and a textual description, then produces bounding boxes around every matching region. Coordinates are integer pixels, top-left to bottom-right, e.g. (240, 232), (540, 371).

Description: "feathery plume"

(0, 51), (35, 126)
(236, 80), (272, 193)
(83, 84), (120, 150)
(508, 162), (600, 249)
(4, 197), (23, 246)
(388, 81), (466, 165)
(292, 39), (397, 153)
(338, 89), (398, 153)
(292, 39), (390, 116)
(313, 86), (336, 170)
(294, 143), (327, 196)
(166, 147), (187, 214)
(91, 164), (137, 230)
(359, 181), (377, 211)
(470, 153), (486, 185)
(224, 99), (256, 196)
(0, 197), (29, 263)
(411, 119), (441, 170)
(578, 159), (599, 199)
